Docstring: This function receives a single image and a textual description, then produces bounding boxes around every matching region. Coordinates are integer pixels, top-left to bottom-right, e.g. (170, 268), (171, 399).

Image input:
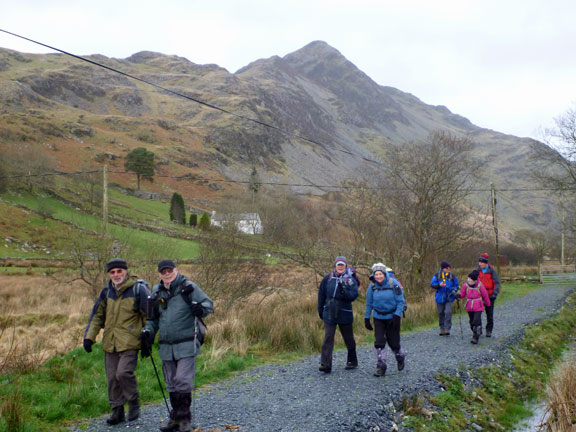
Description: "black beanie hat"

(440, 261), (451, 269)
(107, 258), (128, 272)
(468, 270), (479, 281)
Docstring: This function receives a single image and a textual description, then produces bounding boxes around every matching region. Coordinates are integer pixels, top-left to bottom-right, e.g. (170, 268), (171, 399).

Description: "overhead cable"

(0, 28), (384, 167)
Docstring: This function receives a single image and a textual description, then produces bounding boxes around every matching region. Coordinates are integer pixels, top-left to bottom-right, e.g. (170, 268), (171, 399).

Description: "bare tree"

(533, 105), (576, 190)
(1, 143), (57, 192)
(64, 229), (117, 298)
(531, 106), (576, 245)
(194, 226), (270, 312)
(379, 130), (480, 292)
(76, 165), (103, 213)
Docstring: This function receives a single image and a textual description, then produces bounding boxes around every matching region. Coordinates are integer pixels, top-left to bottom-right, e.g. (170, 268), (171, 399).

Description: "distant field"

(0, 192), (201, 259)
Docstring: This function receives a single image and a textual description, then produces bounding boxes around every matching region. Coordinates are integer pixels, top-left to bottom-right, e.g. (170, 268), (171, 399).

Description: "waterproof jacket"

(317, 269), (359, 325)
(460, 281), (491, 312)
(145, 273), (214, 361)
(476, 264), (501, 299)
(365, 274), (405, 320)
(430, 270), (460, 303)
(84, 275), (151, 353)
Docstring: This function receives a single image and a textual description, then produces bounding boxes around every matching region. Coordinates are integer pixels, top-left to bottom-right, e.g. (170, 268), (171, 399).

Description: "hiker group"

(317, 253), (500, 377)
(82, 252), (499, 430)
(84, 258), (213, 432)
(430, 253), (500, 343)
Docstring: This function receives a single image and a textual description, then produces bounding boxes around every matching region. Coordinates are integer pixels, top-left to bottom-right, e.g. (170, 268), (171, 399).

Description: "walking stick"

(192, 314), (198, 429)
(456, 298), (464, 340)
(150, 353), (171, 415)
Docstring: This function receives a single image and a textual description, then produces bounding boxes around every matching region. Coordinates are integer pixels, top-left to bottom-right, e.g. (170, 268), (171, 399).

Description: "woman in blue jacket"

(317, 256), (359, 373)
(430, 261), (459, 336)
(364, 263), (406, 377)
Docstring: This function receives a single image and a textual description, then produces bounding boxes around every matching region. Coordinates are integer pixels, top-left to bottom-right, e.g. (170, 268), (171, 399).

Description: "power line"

(0, 28), (385, 168)
(2, 169), (576, 193)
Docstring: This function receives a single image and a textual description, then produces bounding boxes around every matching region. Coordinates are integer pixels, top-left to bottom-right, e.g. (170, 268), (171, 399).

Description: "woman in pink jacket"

(460, 270), (491, 344)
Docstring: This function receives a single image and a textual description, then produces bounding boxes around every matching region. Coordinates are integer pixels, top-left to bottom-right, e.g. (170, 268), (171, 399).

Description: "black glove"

(190, 303), (204, 317)
(392, 315), (401, 330)
(453, 291), (460, 300)
(83, 339), (93, 353)
(140, 329), (153, 358)
(489, 295), (497, 301)
(364, 318), (373, 331)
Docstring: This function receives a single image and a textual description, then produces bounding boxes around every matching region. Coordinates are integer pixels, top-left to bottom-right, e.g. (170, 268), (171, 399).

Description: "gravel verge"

(71, 284), (574, 432)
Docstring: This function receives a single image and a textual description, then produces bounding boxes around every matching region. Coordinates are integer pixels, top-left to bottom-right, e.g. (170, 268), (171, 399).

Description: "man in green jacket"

(142, 260), (214, 432)
(84, 258), (151, 425)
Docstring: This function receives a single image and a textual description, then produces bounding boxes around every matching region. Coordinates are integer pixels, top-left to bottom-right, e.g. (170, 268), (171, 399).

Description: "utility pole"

(561, 199), (565, 265)
(102, 165), (109, 236)
(491, 183), (501, 275)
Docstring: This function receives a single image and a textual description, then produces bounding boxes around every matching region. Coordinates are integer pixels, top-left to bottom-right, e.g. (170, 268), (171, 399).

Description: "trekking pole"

(192, 314), (198, 429)
(456, 298), (464, 340)
(150, 354), (171, 415)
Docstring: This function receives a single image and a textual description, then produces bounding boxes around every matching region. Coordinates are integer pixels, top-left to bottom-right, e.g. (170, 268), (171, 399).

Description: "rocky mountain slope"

(0, 41), (551, 231)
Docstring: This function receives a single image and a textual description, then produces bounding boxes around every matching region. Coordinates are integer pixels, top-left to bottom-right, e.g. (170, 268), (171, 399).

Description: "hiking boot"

(175, 392), (192, 432)
(471, 333), (479, 344)
(178, 420), (191, 432)
(439, 329), (446, 336)
(106, 406), (125, 425)
(161, 394), (179, 432)
(127, 400), (140, 422)
(395, 351), (405, 371)
(374, 366), (386, 377)
(159, 421), (179, 432)
(486, 330), (492, 337)
(344, 361), (358, 370)
(319, 364), (332, 373)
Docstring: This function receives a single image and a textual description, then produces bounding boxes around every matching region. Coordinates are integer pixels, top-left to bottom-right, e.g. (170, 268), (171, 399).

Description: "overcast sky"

(1, 0), (575, 140)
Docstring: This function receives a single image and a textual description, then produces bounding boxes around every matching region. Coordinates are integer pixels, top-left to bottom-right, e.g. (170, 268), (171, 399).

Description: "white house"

(210, 211), (263, 235)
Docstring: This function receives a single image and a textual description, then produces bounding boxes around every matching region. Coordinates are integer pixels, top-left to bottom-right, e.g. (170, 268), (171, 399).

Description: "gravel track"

(71, 284), (574, 432)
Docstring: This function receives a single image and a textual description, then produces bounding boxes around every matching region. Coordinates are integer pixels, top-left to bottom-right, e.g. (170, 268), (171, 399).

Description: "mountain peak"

(283, 41), (345, 63)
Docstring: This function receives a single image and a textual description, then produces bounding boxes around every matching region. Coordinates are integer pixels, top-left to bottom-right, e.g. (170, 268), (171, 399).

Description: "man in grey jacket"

(142, 260), (213, 432)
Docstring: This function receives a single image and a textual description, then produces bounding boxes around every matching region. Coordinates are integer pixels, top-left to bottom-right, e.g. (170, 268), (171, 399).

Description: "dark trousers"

(484, 297), (496, 332)
(436, 302), (454, 330)
(374, 318), (401, 352)
(467, 311), (483, 333)
(162, 356), (196, 393)
(104, 350), (139, 409)
(320, 322), (356, 368)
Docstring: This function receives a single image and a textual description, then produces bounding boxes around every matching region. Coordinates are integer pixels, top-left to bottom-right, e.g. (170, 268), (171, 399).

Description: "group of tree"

(169, 192), (210, 229)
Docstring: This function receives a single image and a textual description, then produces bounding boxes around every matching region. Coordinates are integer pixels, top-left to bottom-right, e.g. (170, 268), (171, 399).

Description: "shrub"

(198, 212), (211, 231)
(169, 193), (186, 224)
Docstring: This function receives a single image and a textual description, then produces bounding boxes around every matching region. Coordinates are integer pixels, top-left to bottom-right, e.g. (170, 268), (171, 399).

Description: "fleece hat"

(468, 270), (480, 281)
(479, 253), (489, 264)
(107, 258), (128, 272)
(440, 261), (451, 269)
(371, 263), (387, 274)
(334, 256), (348, 266)
(157, 259), (176, 272)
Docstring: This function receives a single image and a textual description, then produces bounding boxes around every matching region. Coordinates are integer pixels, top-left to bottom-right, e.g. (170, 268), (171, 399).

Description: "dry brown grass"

(500, 265), (539, 278)
(0, 275), (92, 373)
(540, 353), (576, 431)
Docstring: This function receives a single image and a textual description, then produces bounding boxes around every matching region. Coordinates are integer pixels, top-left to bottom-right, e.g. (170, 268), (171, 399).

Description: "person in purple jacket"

(460, 270), (491, 344)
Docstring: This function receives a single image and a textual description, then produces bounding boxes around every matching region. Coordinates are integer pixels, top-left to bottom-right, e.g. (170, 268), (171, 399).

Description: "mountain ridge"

(0, 42), (552, 233)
